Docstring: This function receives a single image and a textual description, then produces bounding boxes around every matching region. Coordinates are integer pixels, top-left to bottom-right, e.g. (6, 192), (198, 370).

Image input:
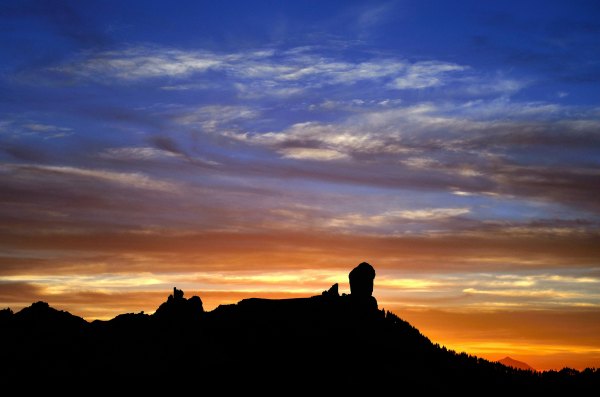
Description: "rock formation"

(349, 262), (376, 297)
(153, 287), (204, 321)
(322, 283), (339, 297)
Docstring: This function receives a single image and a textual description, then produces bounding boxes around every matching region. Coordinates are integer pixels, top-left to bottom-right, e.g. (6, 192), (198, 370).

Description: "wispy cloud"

(173, 105), (260, 132)
(0, 119), (73, 140)
(395, 208), (471, 220)
(7, 164), (180, 192)
(389, 61), (468, 89)
(355, 1), (397, 31)
(49, 45), (470, 96)
(462, 287), (588, 299)
(279, 147), (349, 161)
(53, 47), (225, 80)
(99, 146), (179, 161)
(323, 208), (471, 231)
(214, 99), (600, 213)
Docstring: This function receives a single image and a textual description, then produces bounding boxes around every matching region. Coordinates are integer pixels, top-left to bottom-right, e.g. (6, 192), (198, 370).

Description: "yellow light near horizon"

(446, 341), (600, 356)
(377, 278), (442, 289)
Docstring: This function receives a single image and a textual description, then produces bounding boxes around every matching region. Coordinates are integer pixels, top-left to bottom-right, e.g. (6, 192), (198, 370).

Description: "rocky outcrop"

(153, 287), (204, 322)
(322, 283), (339, 297)
(349, 262), (376, 297)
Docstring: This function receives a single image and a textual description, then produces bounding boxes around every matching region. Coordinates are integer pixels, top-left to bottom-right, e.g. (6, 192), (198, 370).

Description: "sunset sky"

(1, 0), (600, 370)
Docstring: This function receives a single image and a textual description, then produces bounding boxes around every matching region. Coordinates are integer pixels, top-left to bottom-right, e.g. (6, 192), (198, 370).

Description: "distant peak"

(498, 356), (534, 371)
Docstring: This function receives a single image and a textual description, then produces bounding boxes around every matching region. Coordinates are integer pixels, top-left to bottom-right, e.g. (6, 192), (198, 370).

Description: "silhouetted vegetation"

(0, 263), (598, 392)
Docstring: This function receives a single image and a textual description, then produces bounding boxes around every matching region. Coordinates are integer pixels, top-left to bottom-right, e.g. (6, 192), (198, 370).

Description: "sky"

(1, 0), (600, 371)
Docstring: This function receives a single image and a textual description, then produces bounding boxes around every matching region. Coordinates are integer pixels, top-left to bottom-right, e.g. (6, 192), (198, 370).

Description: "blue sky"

(1, 0), (600, 370)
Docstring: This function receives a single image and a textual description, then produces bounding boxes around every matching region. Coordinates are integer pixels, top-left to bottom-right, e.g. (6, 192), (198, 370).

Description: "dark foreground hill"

(1, 263), (598, 392)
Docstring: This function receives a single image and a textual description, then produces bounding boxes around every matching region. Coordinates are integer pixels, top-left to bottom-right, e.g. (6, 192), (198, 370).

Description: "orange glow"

(1, 228), (599, 371)
(397, 308), (600, 371)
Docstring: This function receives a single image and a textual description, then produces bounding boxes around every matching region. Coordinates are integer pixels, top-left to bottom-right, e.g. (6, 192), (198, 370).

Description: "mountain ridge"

(1, 263), (598, 392)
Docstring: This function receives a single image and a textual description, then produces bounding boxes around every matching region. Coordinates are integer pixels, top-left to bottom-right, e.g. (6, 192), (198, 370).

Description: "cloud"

(0, 162), (189, 233)
(23, 123), (70, 133)
(54, 47), (224, 80)
(376, 269), (600, 315)
(227, 104), (469, 161)
(323, 208), (471, 231)
(213, 98), (600, 213)
(390, 62), (468, 89)
(48, 45), (469, 97)
(1, 226), (598, 276)
(459, 76), (526, 96)
(11, 164), (179, 192)
(543, 275), (599, 284)
(226, 110), (420, 161)
(395, 208), (471, 220)
(173, 105), (260, 132)
(0, 281), (45, 303)
(99, 147), (179, 161)
(279, 147), (349, 161)
(462, 287), (587, 299)
(378, 277), (442, 289)
(356, 2), (396, 29)
(0, 119), (73, 140)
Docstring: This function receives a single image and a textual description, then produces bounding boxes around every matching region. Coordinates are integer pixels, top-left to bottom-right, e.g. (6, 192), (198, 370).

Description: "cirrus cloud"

(48, 45), (471, 95)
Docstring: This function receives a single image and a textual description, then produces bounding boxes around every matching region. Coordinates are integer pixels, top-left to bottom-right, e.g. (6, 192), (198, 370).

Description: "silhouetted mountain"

(153, 287), (204, 322)
(0, 262), (598, 392)
(499, 356), (535, 371)
(13, 301), (87, 328)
